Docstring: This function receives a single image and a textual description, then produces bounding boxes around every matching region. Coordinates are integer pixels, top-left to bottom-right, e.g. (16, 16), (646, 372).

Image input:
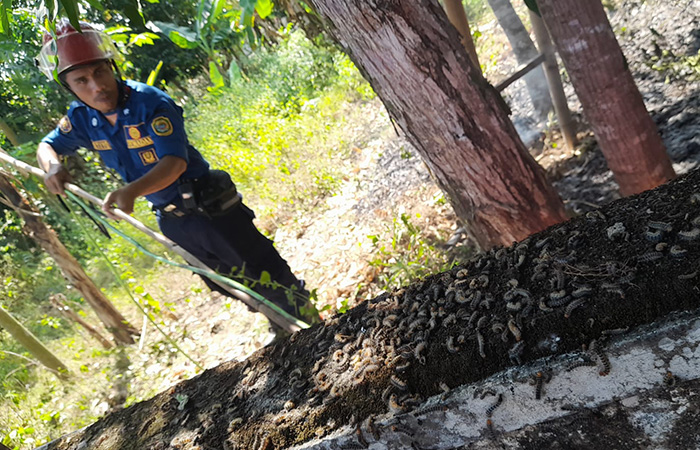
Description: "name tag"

(92, 140), (112, 151)
(127, 136), (155, 149)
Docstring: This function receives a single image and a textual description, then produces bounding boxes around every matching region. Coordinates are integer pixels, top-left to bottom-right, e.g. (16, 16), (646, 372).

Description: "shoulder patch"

(151, 116), (173, 136)
(58, 116), (72, 134)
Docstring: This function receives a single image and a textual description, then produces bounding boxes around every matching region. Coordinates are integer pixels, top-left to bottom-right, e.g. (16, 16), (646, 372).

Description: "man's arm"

(37, 142), (73, 196)
(102, 155), (187, 219)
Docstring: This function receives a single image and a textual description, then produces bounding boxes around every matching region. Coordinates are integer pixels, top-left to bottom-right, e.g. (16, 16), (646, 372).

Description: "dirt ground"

(39, 0), (700, 448)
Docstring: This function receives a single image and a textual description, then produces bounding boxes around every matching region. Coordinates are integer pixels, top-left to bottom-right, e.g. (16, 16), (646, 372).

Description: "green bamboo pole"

(0, 305), (70, 379)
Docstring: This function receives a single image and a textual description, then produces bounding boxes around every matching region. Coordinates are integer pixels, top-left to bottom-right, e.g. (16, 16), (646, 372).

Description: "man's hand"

(102, 186), (137, 220)
(44, 163), (73, 196)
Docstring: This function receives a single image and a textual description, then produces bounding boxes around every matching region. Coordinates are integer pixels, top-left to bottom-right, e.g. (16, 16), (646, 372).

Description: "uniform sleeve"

(41, 112), (90, 156)
(145, 100), (190, 163)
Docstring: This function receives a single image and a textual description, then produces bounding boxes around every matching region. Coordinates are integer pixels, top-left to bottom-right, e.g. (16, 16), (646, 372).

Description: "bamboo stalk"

(443, 0), (481, 70)
(0, 305), (70, 379)
(529, 11), (577, 150)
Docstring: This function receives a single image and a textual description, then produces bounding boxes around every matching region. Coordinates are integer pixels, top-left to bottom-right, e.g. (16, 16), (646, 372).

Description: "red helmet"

(37, 19), (121, 80)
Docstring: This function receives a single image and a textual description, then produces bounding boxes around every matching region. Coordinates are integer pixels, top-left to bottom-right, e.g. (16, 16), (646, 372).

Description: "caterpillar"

(414, 404), (448, 416)
(648, 221), (673, 232)
(508, 318), (522, 342)
(477, 331), (487, 358)
(485, 393), (503, 417)
(564, 298), (586, 319)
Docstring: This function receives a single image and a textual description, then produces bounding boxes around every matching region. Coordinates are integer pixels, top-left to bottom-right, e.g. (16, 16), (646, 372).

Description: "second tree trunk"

(537, 0), (675, 195)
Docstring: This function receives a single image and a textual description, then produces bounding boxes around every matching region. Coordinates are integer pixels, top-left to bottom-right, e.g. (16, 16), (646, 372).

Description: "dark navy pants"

(156, 202), (313, 321)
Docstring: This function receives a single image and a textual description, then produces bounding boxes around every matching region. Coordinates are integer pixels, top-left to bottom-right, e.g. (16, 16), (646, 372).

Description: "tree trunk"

(486, 0), (553, 119)
(306, 0), (567, 249)
(443, 0), (481, 70)
(537, 0), (676, 196)
(0, 304), (70, 378)
(0, 174), (138, 345)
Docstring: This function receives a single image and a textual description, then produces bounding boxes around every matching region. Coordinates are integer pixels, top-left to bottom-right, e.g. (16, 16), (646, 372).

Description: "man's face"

(64, 61), (119, 114)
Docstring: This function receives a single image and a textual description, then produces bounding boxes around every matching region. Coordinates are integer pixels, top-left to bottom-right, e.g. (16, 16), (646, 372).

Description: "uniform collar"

(85, 83), (134, 132)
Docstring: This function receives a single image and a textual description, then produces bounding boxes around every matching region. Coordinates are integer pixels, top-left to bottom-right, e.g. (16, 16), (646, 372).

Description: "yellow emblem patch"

(128, 126), (142, 139)
(151, 117), (173, 136)
(58, 116), (72, 134)
(92, 140), (112, 151)
(138, 149), (159, 165)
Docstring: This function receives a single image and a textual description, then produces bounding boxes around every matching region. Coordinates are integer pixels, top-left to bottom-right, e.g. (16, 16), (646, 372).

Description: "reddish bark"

(307, 0), (567, 249)
(537, 0), (675, 196)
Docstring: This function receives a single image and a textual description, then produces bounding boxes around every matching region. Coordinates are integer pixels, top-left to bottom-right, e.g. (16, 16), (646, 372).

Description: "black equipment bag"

(195, 170), (240, 216)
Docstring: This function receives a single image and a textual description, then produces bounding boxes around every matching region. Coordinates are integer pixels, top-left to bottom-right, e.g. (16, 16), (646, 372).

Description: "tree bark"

(443, 0), (481, 70)
(486, 0), (553, 119)
(306, 0), (568, 249)
(0, 174), (138, 345)
(537, 0), (676, 196)
(0, 304), (70, 378)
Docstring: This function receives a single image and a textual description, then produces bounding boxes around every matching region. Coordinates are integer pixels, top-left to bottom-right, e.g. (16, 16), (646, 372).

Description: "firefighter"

(36, 19), (320, 333)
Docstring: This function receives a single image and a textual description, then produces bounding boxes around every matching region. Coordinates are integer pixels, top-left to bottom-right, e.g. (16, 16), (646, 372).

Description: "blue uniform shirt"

(42, 80), (210, 207)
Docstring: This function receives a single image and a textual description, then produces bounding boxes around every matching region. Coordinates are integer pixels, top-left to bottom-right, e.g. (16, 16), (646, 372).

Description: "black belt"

(154, 192), (242, 218)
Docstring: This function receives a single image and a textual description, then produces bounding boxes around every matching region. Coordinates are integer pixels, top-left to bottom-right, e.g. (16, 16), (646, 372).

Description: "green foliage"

(367, 213), (456, 290)
(462, 0), (490, 23)
(232, 29), (342, 112)
(188, 30), (374, 215)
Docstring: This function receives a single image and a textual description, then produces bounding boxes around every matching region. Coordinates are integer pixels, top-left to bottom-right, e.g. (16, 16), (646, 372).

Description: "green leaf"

(123, 0), (146, 29)
(259, 270), (271, 286)
(239, 0), (255, 11)
(83, 0), (104, 11)
(146, 60), (163, 86)
(58, 0), (81, 31)
(208, 60), (224, 89)
(129, 32), (158, 46)
(256, 0), (273, 19)
(241, 6), (254, 28)
(227, 59), (242, 81)
(152, 21), (199, 48)
(142, 292), (161, 311)
(0, 0), (11, 35)
(523, 0), (540, 16)
(170, 30), (199, 48)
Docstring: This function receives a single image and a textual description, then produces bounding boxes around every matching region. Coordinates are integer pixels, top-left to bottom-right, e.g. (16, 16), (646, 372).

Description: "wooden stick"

(495, 53), (547, 92)
(49, 294), (114, 349)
